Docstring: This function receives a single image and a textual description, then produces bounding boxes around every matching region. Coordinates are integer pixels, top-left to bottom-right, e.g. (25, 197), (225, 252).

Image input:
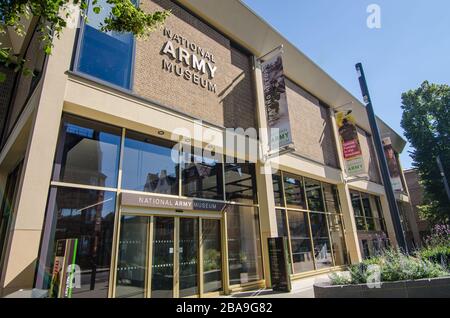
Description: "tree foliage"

(0, 0), (170, 80)
(401, 81), (450, 224)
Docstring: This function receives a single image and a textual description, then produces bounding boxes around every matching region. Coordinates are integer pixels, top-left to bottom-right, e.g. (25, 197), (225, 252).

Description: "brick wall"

(285, 78), (339, 168)
(134, 0), (256, 129)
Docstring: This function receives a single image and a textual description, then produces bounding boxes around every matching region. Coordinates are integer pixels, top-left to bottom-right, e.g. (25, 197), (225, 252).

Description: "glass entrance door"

(115, 215), (221, 298)
(151, 217), (174, 298)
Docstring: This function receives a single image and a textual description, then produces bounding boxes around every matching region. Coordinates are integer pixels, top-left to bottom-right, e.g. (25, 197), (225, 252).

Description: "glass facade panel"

(151, 217), (174, 298)
(77, 0), (134, 89)
(39, 187), (116, 298)
(179, 218), (199, 298)
(202, 219), (222, 293)
(227, 205), (263, 285)
(122, 131), (179, 195)
(323, 184), (340, 214)
(272, 173), (284, 207)
(182, 151), (223, 200)
(304, 178), (325, 212)
(288, 211), (314, 273)
(53, 115), (121, 188)
(275, 209), (288, 238)
(310, 213), (333, 269)
(224, 162), (257, 204)
(283, 174), (306, 209)
(327, 214), (348, 266)
(115, 216), (148, 298)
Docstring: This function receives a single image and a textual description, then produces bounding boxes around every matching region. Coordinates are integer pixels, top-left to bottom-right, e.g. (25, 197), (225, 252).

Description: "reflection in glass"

(224, 163), (257, 204)
(327, 214), (348, 266)
(77, 0), (134, 88)
(53, 115), (121, 188)
(288, 211), (314, 273)
(182, 151), (223, 200)
(323, 184), (340, 214)
(151, 217), (174, 298)
(276, 209), (288, 238)
(351, 191), (366, 231)
(227, 205), (263, 285)
(272, 173), (284, 207)
(310, 213), (333, 269)
(115, 216), (148, 298)
(122, 131), (179, 195)
(39, 187), (116, 298)
(179, 218), (199, 298)
(202, 219), (222, 293)
(304, 178), (325, 212)
(283, 174), (306, 209)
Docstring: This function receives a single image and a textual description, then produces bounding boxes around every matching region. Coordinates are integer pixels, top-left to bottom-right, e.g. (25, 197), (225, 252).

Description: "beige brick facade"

(285, 78), (339, 168)
(134, 0), (257, 129)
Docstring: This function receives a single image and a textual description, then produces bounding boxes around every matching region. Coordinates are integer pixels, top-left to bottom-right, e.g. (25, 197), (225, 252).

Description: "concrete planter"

(314, 276), (450, 298)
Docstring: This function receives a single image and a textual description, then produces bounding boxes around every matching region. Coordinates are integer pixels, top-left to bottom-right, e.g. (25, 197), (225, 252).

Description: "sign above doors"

(121, 193), (227, 212)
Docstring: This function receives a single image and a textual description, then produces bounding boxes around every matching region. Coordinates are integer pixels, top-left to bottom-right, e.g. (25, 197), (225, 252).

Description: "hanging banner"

(336, 111), (365, 176)
(382, 137), (403, 191)
(261, 54), (293, 151)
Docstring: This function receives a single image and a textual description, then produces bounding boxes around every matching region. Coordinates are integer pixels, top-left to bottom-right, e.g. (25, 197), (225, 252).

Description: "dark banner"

(261, 54), (293, 151)
(336, 111), (365, 176)
(382, 137), (403, 191)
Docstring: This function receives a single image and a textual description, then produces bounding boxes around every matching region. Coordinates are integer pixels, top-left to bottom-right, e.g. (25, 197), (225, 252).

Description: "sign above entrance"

(121, 193), (226, 212)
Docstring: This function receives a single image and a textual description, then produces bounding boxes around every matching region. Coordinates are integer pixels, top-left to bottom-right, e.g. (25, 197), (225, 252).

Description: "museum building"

(0, 0), (414, 298)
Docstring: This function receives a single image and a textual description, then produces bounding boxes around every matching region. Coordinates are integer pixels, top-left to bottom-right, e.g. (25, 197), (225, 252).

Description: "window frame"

(72, 0), (136, 91)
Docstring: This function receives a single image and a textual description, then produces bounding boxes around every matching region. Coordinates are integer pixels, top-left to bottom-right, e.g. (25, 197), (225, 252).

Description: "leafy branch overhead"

(0, 0), (170, 81)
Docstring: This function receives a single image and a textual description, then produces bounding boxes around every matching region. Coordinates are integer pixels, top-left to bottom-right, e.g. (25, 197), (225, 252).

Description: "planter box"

(314, 276), (450, 298)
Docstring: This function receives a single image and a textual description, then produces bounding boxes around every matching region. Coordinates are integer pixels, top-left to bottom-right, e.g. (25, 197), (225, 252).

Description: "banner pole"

(355, 63), (408, 253)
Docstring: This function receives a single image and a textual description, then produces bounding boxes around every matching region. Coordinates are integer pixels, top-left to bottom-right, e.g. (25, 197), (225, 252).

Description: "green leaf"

(0, 72), (6, 83)
(93, 6), (101, 14)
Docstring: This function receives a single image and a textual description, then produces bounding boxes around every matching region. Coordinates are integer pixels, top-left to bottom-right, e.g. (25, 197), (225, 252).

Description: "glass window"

(323, 184), (340, 214)
(304, 178), (325, 212)
(272, 173), (284, 207)
(38, 187), (116, 298)
(76, 0), (134, 89)
(53, 115), (121, 188)
(375, 197), (388, 233)
(276, 209), (288, 238)
(182, 150), (223, 200)
(310, 213), (333, 269)
(121, 131), (179, 195)
(227, 205), (263, 285)
(361, 194), (373, 218)
(327, 214), (348, 266)
(288, 211), (314, 273)
(283, 174), (306, 209)
(351, 191), (366, 231)
(224, 162), (257, 204)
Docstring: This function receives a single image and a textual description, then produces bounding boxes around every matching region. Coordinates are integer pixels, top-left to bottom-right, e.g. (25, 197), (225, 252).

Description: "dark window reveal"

(76, 1), (134, 89)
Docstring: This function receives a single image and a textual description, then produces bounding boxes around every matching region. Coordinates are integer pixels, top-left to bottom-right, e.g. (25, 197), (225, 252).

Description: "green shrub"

(419, 245), (450, 269)
(328, 249), (449, 286)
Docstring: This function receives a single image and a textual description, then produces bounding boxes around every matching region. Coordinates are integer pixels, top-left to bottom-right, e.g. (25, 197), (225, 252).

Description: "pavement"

(225, 273), (332, 298)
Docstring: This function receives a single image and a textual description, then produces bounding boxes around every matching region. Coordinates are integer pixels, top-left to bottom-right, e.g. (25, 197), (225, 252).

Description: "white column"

(252, 57), (278, 288)
(0, 19), (78, 295)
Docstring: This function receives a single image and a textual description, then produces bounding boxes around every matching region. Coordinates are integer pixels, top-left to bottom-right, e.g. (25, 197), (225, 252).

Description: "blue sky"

(243, 0), (450, 169)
